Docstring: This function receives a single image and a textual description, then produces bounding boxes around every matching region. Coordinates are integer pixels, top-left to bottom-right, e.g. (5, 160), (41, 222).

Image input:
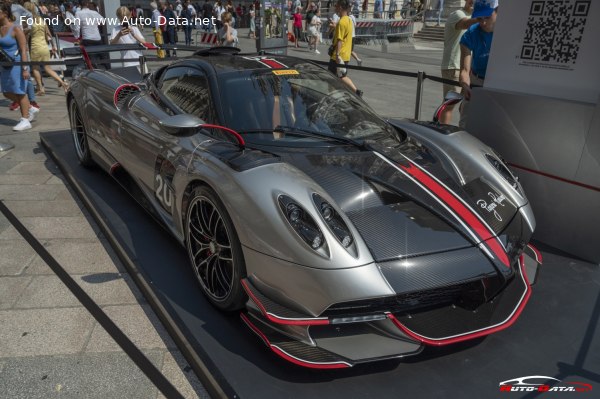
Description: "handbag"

(327, 44), (335, 57)
(0, 48), (15, 63)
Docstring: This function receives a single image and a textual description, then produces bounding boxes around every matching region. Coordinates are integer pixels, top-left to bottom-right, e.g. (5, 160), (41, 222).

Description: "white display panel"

(485, 0), (600, 104)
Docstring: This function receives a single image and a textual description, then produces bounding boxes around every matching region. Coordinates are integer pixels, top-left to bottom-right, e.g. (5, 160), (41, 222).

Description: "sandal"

(35, 89), (46, 96)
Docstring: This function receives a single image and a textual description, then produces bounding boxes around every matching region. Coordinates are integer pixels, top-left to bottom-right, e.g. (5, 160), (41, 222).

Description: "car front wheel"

(185, 185), (246, 311)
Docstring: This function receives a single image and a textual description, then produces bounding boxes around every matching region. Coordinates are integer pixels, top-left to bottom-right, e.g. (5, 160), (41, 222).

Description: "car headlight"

(312, 194), (357, 256)
(278, 195), (325, 251)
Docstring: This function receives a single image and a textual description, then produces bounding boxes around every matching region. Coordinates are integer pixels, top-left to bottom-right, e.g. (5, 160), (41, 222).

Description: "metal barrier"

(0, 43), (459, 122)
(319, 18), (413, 46)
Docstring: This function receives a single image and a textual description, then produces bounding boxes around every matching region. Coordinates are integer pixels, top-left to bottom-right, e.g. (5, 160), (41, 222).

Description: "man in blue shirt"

(458, 0), (498, 128)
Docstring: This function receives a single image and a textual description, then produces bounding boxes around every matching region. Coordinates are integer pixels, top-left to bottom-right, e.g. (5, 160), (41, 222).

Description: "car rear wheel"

(186, 185), (246, 311)
(69, 100), (94, 167)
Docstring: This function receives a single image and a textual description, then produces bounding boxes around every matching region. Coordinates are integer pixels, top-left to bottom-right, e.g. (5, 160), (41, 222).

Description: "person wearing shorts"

(328, 0), (362, 97)
(440, 0), (476, 124)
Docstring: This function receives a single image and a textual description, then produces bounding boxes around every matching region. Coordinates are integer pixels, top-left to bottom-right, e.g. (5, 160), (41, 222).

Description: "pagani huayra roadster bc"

(68, 46), (541, 368)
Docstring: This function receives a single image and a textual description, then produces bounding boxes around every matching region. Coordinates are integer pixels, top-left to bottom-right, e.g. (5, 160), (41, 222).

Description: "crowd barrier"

(318, 17), (413, 45)
(0, 43), (457, 121)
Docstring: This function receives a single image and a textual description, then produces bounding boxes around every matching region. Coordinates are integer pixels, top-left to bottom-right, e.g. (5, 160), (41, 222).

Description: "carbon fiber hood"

(276, 138), (518, 262)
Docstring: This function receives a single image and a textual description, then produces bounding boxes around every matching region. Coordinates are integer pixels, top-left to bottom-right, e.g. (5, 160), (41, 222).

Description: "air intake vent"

(113, 84), (140, 110)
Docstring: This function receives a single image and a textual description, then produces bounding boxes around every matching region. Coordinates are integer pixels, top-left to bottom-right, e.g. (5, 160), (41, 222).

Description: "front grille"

(322, 280), (483, 318)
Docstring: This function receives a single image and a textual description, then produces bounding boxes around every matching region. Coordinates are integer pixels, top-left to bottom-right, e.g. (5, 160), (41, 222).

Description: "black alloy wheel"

(69, 100), (94, 167)
(186, 185), (246, 311)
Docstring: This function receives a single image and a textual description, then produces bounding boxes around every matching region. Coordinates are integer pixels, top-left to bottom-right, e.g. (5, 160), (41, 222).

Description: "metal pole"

(414, 71), (425, 120)
(139, 55), (147, 75)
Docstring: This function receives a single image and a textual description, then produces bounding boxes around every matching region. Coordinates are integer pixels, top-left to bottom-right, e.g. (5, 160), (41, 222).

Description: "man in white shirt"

(439, 0), (476, 124)
(72, 0), (105, 67)
(72, 0), (104, 44)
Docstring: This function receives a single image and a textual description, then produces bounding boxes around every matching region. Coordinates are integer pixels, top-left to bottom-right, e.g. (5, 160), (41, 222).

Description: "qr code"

(520, 0), (591, 65)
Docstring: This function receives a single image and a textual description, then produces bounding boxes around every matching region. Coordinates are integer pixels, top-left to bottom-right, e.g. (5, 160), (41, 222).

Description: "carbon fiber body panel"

(377, 247), (498, 294)
(394, 264), (527, 339)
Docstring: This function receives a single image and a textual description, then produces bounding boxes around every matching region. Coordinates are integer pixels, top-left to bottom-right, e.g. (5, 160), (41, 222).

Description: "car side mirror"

(159, 114), (206, 130)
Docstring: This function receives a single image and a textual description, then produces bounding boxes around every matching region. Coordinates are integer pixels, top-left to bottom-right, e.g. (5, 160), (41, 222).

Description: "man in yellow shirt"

(329, 0), (362, 97)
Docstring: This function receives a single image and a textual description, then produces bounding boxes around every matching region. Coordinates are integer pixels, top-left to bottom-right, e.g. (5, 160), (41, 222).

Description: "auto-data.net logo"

(499, 376), (593, 393)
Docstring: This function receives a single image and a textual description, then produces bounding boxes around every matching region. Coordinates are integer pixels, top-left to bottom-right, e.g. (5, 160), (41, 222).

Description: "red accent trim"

(399, 162), (510, 267)
(109, 163), (121, 175)
(200, 124), (246, 148)
(434, 98), (462, 122)
(240, 313), (349, 369)
(142, 42), (158, 50)
(387, 255), (531, 346)
(507, 163), (600, 193)
(79, 45), (93, 70)
(113, 84), (140, 110)
(241, 280), (330, 326)
(526, 244), (543, 264)
(259, 59), (286, 69)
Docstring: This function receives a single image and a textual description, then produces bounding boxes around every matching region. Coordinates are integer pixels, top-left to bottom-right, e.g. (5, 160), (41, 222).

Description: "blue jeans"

(27, 78), (36, 103)
(184, 25), (193, 45)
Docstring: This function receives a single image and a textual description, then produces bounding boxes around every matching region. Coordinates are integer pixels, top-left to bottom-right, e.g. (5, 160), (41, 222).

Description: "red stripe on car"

(399, 162), (510, 267)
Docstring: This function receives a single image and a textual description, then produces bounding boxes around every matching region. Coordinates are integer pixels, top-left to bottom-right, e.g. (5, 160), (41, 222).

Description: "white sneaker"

(28, 106), (39, 122)
(13, 118), (32, 131)
(315, 49), (321, 54)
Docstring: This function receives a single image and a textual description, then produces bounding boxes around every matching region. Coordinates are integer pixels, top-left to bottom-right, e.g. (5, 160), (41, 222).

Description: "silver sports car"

(68, 47), (541, 368)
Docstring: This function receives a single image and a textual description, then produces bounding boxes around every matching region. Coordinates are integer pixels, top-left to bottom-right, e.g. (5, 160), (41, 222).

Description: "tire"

(185, 185), (247, 311)
(69, 100), (94, 167)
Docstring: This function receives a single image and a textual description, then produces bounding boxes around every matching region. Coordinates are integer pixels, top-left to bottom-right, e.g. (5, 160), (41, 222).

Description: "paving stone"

(0, 351), (163, 399)
(158, 350), (209, 399)
(0, 216), (98, 240)
(45, 175), (67, 185)
(85, 304), (176, 353)
(0, 147), (50, 162)
(1, 200), (82, 218)
(0, 184), (65, 201)
(25, 239), (124, 275)
(0, 240), (36, 276)
(4, 161), (60, 175)
(0, 307), (94, 357)
(14, 274), (142, 309)
(0, 276), (32, 310)
(0, 174), (51, 185)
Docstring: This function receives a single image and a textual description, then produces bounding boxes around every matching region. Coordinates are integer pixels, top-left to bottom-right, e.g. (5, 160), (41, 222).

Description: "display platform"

(41, 130), (600, 399)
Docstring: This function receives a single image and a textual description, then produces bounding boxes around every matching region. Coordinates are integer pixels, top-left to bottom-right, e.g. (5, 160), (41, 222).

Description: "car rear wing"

(60, 44), (242, 74)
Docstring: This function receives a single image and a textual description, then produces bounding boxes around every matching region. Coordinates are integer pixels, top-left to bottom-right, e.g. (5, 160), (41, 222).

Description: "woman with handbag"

(24, 2), (68, 95)
(0, 2), (37, 131)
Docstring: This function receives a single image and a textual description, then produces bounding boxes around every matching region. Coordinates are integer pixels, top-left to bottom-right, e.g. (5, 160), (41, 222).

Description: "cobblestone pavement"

(0, 29), (445, 398)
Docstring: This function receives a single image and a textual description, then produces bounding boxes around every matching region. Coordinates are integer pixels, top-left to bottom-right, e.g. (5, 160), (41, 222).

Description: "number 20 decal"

(155, 174), (173, 209)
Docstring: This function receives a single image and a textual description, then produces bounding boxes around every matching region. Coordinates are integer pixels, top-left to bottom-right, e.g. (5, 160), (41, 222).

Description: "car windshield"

(218, 65), (402, 145)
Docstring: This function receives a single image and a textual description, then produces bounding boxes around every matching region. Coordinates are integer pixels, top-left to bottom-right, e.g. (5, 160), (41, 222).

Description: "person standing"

(439, 0), (475, 124)
(110, 6), (146, 69)
(160, 1), (177, 57)
(72, 0), (103, 46)
(24, 1), (69, 95)
(308, 8), (321, 53)
(248, 3), (255, 38)
(0, 2), (37, 131)
(458, 0), (498, 128)
(181, 0), (194, 45)
(292, 6), (302, 48)
(217, 11), (237, 46)
(329, 0), (361, 97)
